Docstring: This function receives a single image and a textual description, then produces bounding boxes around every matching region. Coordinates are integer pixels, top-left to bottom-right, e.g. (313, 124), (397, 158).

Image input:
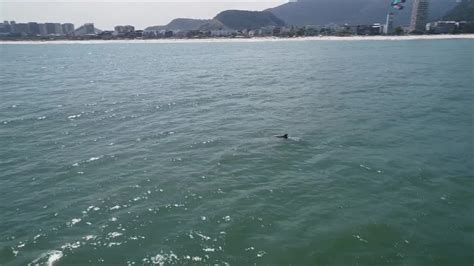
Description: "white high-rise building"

(62, 23), (75, 36)
(410, 0), (429, 32)
(384, 12), (394, 34)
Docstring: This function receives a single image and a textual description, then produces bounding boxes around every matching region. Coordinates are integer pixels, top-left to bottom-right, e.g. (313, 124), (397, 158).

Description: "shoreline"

(1, 34), (473, 44)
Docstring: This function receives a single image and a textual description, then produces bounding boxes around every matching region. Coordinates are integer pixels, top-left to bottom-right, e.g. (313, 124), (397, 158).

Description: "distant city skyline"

(0, 1), (288, 30)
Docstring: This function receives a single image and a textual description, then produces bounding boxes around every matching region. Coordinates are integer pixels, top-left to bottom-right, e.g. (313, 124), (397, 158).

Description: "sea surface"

(0, 39), (473, 265)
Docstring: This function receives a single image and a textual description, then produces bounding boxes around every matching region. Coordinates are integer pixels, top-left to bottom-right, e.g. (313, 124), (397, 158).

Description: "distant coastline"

(1, 34), (473, 44)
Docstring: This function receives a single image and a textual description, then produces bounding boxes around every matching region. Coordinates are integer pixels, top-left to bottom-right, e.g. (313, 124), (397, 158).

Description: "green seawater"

(0, 40), (473, 265)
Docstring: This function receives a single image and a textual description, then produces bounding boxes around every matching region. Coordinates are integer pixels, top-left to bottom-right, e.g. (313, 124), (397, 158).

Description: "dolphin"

(275, 134), (289, 139)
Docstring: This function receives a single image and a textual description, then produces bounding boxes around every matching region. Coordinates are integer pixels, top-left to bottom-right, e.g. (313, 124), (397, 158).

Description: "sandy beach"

(0, 34), (473, 44)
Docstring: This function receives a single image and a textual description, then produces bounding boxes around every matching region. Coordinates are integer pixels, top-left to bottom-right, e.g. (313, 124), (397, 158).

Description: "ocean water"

(0, 39), (473, 265)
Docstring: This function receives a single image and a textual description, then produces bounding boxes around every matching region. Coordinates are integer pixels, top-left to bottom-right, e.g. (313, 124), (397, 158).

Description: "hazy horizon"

(0, 0), (288, 30)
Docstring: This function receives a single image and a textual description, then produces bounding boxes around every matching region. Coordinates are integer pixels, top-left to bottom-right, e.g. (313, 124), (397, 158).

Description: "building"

(371, 23), (384, 35)
(0, 21), (76, 37)
(38, 24), (47, 36)
(133, 30), (143, 38)
(426, 21), (458, 34)
(13, 23), (30, 35)
(45, 23), (56, 35)
(98, 31), (114, 39)
(272, 27), (282, 36)
(142, 30), (159, 38)
(410, 0), (429, 32)
(55, 23), (63, 35)
(28, 22), (40, 36)
(114, 25), (135, 35)
(62, 23), (75, 35)
(74, 23), (97, 36)
(84, 23), (95, 34)
(210, 29), (234, 37)
(0, 21), (12, 34)
(42, 22), (63, 35)
(164, 30), (173, 38)
(9, 21), (16, 33)
(384, 13), (394, 34)
(258, 27), (274, 36)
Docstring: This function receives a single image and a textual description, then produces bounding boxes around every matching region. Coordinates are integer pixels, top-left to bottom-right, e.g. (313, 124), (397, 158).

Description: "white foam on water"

(108, 242), (122, 247)
(133, 197), (141, 201)
(67, 114), (81, 119)
(195, 232), (211, 241)
(83, 235), (96, 241)
(353, 234), (368, 243)
(87, 156), (102, 162)
(110, 205), (121, 210)
(203, 248), (215, 252)
(223, 216), (231, 222)
(148, 252), (179, 265)
(30, 250), (63, 266)
(109, 217), (118, 222)
(61, 241), (80, 250)
(192, 256), (202, 261)
(69, 218), (81, 226)
(108, 232), (123, 239)
(46, 250), (63, 266)
(151, 254), (166, 265)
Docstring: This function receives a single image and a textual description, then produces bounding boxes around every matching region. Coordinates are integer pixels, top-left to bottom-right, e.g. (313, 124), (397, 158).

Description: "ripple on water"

(2, 40), (472, 266)
(30, 250), (63, 266)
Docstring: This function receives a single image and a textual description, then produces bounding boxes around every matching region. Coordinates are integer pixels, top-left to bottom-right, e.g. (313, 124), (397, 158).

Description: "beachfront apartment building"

(410, 0), (429, 32)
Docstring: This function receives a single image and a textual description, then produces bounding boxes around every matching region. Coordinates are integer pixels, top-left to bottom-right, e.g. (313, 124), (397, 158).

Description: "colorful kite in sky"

(391, 0), (406, 10)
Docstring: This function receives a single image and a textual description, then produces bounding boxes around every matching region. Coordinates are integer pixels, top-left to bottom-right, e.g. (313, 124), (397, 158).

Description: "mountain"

(268, 0), (459, 26)
(214, 10), (285, 30)
(146, 10), (285, 31)
(145, 18), (213, 31)
(198, 20), (232, 31)
(443, 0), (474, 21)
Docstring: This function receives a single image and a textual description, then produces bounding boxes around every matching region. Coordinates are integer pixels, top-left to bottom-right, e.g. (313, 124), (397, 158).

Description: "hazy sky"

(0, 0), (288, 30)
